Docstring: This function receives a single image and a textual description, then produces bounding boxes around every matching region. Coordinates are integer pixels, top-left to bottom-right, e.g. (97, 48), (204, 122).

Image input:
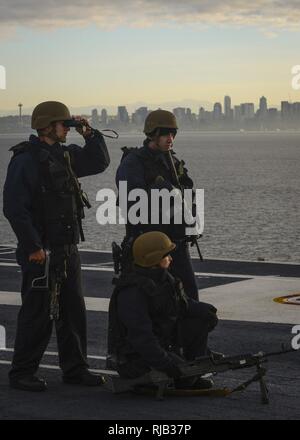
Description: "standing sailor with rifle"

(115, 110), (201, 300)
(3, 101), (110, 391)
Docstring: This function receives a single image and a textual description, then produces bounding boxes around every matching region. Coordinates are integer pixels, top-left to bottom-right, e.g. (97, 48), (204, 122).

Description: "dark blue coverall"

(116, 144), (199, 300)
(109, 267), (218, 379)
(3, 133), (110, 380)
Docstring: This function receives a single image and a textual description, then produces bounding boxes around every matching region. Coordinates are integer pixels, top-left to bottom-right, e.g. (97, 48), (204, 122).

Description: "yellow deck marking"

(274, 294), (300, 306)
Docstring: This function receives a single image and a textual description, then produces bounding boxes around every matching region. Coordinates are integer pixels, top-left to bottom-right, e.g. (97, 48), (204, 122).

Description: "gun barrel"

(166, 151), (182, 189)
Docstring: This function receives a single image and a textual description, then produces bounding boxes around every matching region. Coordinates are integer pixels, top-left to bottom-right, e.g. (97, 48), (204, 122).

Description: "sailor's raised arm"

(67, 129), (110, 178)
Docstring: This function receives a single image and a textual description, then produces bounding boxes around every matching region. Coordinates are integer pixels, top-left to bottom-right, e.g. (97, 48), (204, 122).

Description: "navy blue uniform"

(108, 267), (218, 379)
(4, 133), (110, 256)
(116, 144), (199, 300)
(3, 133), (110, 380)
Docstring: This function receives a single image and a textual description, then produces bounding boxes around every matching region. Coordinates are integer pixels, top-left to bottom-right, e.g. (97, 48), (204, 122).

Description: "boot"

(10, 375), (47, 392)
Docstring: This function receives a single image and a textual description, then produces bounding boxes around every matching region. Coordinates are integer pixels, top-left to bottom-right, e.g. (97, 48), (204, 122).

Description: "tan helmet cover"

(133, 231), (176, 267)
(31, 101), (72, 129)
(144, 110), (178, 135)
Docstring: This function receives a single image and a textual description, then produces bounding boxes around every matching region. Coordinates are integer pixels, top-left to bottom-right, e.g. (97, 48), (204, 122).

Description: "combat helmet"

(133, 231), (176, 268)
(144, 110), (178, 135)
(31, 101), (72, 130)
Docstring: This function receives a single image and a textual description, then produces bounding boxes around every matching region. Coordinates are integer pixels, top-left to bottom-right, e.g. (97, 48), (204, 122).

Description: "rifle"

(31, 250), (50, 290)
(64, 151), (91, 211)
(48, 252), (67, 321)
(31, 249), (67, 321)
(64, 151), (91, 242)
(111, 236), (135, 279)
(166, 151), (204, 261)
(112, 242), (122, 275)
(188, 235), (204, 261)
(103, 346), (297, 404)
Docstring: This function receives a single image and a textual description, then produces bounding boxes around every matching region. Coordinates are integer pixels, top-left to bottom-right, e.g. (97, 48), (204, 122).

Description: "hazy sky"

(0, 0), (300, 113)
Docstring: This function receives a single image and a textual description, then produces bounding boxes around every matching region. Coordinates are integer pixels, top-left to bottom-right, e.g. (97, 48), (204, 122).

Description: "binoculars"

(63, 119), (88, 128)
(63, 118), (119, 139)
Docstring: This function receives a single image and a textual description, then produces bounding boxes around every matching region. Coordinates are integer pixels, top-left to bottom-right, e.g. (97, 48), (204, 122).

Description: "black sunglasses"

(158, 128), (178, 137)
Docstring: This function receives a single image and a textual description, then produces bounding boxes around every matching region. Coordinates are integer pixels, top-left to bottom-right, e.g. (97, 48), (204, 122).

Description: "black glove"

(162, 353), (184, 379)
(208, 306), (218, 332)
(163, 362), (182, 379)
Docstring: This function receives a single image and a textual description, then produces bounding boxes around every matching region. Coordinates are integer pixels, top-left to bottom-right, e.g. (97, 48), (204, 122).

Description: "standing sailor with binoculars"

(3, 101), (110, 391)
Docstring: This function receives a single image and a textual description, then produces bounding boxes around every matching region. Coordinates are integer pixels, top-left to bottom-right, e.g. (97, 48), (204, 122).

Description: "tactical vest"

(107, 270), (188, 363)
(120, 146), (196, 239)
(121, 146), (194, 190)
(10, 141), (87, 249)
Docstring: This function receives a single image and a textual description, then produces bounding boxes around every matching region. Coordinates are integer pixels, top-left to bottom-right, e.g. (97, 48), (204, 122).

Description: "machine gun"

(103, 346), (297, 404)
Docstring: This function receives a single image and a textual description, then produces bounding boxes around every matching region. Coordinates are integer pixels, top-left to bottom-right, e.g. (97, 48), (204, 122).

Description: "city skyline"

(1, 94), (300, 133)
(0, 95), (297, 118)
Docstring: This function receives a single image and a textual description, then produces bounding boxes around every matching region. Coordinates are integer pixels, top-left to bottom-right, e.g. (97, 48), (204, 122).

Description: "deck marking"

(0, 360), (117, 375)
(0, 326), (6, 350)
(0, 291), (110, 311)
(1, 245), (300, 265)
(1, 278), (300, 324)
(274, 294), (300, 306)
(0, 347), (106, 361)
(0, 261), (299, 282)
(197, 277), (300, 325)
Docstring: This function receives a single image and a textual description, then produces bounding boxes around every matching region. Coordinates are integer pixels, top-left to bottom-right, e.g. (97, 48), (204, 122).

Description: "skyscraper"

(186, 108), (193, 123)
(281, 101), (291, 120)
(199, 107), (206, 121)
(224, 96), (232, 119)
(117, 106), (129, 124)
(213, 103), (222, 120)
(91, 108), (99, 127)
(292, 102), (300, 119)
(258, 96), (268, 120)
(259, 96), (268, 113)
(132, 107), (148, 126)
(173, 107), (186, 122)
(241, 103), (255, 119)
(234, 105), (242, 121)
(101, 109), (108, 126)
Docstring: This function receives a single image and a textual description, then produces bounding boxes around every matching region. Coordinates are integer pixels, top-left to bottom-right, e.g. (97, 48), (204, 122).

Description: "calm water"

(0, 132), (299, 262)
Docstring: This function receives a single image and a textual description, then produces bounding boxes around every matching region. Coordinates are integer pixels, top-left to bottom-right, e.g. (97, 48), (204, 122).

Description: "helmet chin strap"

(147, 129), (160, 148)
(49, 125), (61, 142)
(42, 124), (63, 143)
